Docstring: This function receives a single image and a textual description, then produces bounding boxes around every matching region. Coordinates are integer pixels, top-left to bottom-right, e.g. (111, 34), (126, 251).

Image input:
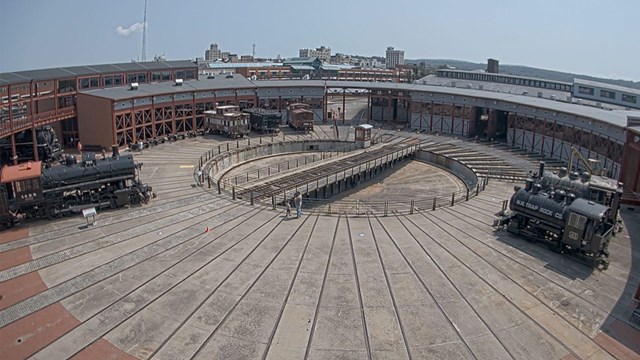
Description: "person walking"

(294, 191), (302, 219)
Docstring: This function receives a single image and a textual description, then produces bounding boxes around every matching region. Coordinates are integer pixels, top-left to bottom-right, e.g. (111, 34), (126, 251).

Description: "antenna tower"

(141, 0), (148, 61)
(252, 43), (255, 59)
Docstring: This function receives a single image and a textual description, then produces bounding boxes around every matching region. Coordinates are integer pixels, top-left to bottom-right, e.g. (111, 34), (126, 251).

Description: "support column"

(342, 88), (346, 124)
(30, 80), (38, 161)
(367, 93), (371, 124)
(429, 101), (434, 132)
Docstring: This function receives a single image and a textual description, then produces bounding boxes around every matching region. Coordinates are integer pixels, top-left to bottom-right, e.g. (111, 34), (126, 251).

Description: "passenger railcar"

(243, 108), (282, 133)
(287, 103), (314, 132)
(204, 105), (249, 138)
(0, 147), (153, 229)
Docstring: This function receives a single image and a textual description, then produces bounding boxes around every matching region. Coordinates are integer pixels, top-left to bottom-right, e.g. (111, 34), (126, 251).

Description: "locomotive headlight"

(634, 135), (640, 143)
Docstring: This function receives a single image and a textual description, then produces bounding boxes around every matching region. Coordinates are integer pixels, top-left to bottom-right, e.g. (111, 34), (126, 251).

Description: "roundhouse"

(1, 61), (639, 203)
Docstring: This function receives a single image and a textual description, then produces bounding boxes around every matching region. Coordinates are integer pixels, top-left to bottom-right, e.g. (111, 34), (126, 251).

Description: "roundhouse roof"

(79, 78), (640, 129)
(0, 60), (196, 86)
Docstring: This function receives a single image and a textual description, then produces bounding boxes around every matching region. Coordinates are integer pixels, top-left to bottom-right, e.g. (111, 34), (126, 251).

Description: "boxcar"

(287, 103), (314, 132)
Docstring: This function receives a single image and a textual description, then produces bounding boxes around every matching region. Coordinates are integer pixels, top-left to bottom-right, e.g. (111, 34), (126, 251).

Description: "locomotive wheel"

(131, 191), (142, 205)
(550, 240), (563, 254)
(46, 205), (60, 219)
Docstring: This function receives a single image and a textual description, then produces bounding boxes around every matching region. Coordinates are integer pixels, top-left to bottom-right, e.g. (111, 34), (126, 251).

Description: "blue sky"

(1, 0), (638, 80)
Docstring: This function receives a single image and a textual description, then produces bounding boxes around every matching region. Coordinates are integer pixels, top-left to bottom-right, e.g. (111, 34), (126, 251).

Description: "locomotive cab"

(0, 161), (44, 206)
(562, 198), (613, 257)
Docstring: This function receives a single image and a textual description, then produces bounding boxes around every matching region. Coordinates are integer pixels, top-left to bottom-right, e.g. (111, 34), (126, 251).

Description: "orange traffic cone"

(204, 226), (209, 233)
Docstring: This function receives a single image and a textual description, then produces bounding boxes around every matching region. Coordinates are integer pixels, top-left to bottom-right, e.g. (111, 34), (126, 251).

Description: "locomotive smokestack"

(112, 145), (120, 158)
(538, 161), (545, 177)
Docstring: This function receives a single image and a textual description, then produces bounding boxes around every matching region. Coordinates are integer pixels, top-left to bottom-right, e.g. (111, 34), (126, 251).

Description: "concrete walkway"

(0, 129), (638, 360)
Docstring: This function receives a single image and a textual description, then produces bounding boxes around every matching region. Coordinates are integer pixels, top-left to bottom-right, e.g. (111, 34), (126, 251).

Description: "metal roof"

(80, 76), (637, 129)
(437, 68), (573, 86)
(289, 65), (315, 71)
(321, 63), (355, 71)
(1, 161), (41, 183)
(255, 80), (634, 128)
(207, 62), (283, 69)
(0, 60), (196, 86)
(80, 74), (254, 100)
(283, 57), (319, 64)
(574, 78), (640, 96)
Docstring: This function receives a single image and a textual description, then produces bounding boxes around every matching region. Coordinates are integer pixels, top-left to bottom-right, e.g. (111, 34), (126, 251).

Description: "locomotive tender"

(0, 147), (153, 229)
(495, 162), (618, 268)
(243, 108), (282, 133)
(204, 105), (250, 138)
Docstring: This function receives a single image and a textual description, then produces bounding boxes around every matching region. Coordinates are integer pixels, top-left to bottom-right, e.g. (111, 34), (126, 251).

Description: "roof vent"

(129, 82), (139, 90)
(175, 78), (183, 86)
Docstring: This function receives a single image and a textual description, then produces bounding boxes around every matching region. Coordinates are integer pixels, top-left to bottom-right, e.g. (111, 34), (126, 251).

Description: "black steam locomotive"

(0, 147), (153, 229)
(494, 162), (617, 268)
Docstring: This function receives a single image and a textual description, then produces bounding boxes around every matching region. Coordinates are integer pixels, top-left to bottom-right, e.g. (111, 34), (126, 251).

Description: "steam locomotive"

(0, 125), (63, 166)
(494, 162), (618, 268)
(0, 147), (153, 229)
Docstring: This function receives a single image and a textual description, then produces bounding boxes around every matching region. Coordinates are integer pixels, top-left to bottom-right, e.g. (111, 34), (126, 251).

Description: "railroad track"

(234, 141), (420, 201)
(2, 136), (634, 359)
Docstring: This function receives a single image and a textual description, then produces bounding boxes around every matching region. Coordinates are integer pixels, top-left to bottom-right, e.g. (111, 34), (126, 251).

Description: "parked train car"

(204, 105), (249, 138)
(494, 170), (616, 268)
(243, 108), (282, 133)
(287, 103), (314, 132)
(0, 147), (153, 229)
(0, 125), (63, 166)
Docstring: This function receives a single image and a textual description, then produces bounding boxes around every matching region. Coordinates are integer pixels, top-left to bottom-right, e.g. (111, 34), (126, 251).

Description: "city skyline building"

(299, 46), (331, 62)
(385, 46), (405, 69)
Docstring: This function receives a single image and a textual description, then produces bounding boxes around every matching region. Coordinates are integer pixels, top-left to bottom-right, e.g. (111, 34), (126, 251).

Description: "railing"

(220, 147), (362, 190)
(195, 138), (356, 189)
(194, 137), (489, 216)
(0, 107), (76, 137)
(275, 180), (488, 216)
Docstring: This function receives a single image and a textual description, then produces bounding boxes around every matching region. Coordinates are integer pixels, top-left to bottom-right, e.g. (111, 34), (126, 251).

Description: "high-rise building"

(385, 46), (405, 69)
(205, 43), (222, 61)
(299, 46), (331, 62)
(487, 58), (499, 73)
